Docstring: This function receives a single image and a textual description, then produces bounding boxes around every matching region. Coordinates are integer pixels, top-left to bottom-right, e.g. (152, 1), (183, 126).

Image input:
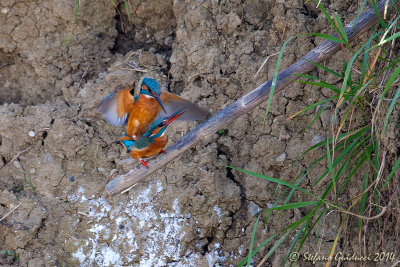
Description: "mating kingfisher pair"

(98, 77), (209, 167)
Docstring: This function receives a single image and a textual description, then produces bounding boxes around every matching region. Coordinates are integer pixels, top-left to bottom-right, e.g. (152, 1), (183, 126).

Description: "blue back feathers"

(143, 118), (165, 137)
(122, 116), (170, 151)
(120, 140), (135, 151)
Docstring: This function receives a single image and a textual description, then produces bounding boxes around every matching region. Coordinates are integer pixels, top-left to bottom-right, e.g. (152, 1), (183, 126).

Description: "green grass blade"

(337, 32), (383, 109)
(315, 210), (328, 242)
(374, 142), (380, 214)
(382, 87), (400, 137)
(381, 155), (400, 190)
(381, 87), (400, 138)
(302, 106), (326, 134)
(337, 149), (370, 195)
(351, 0), (367, 32)
(261, 229), (292, 263)
(371, 0), (389, 29)
(236, 232), (280, 267)
(299, 125), (371, 159)
(303, 59), (343, 78)
(313, 133), (366, 186)
(124, 0), (131, 19)
(237, 211), (314, 266)
(313, 0), (340, 34)
(377, 18), (399, 46)
(314, 135), (370, 187)
(228, 166), (349, 212)
(333, 14), (348, 43)
(264, 30), (346, 121)
(376, 63), (400, 113)
(359, 171), (369, 234)
(247, 215), (261, 267)
(288, 97), (334, 119)
(307, 33), (345, 43)
(266, 202), (317, 211)
(65, 0), (80, 47)
(293, 80), (341, 94)
(361, 36), (373, 83)
(265, 34), (300, 121)
(326, 139), (336, 195)
(280, 170), (311, 218)
(295, 210), (326, 261)
(284, 220), (308, 265)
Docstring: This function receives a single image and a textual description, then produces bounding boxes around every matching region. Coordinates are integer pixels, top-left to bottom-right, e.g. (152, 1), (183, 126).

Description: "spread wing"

(98, 85), (135, 126)
(159, 92), (210, 121)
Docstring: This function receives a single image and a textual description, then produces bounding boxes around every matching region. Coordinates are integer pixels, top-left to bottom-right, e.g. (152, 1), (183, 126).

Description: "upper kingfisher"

(98, 77), (210, 141)
(120, 110), (184, 168)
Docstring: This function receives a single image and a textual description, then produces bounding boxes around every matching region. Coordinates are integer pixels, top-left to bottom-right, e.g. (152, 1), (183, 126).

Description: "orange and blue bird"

(98, 77), (210, 142)
(120, 110), (184, 167)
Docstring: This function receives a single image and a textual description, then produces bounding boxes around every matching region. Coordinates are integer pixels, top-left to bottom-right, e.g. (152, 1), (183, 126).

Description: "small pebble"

(1, 8), (9, 14)
(69, 176), (75, 182)
(43, 153), (54, 163)
(119, 224), (124, 229)
(312, 135), (326, 147)
(13, 160), (22, 169)
(248, 201), (262, 217)
(276, 153), (287, 162)
(28, 130), (36, 137)
(30, 168), (36, 174)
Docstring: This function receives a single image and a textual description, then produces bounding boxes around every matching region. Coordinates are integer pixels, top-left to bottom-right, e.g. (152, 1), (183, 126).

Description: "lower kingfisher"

(120, 110), (184, 168)
(98, 77), (210, 142)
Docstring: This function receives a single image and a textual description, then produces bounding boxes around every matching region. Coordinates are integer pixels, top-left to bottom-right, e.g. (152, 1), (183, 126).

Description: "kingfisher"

(120, 110), (184, 168)
(98, 77), (210, 142)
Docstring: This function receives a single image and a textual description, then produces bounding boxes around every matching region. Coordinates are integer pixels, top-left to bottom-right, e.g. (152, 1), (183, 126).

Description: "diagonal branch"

(106, 0), (399, 196)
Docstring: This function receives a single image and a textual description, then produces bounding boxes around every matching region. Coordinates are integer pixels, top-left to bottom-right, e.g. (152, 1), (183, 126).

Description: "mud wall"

(1, 0), (398, 266)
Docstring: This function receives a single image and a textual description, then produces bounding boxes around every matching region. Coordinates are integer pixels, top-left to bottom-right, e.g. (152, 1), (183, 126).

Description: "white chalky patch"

(69, 180), (226, 266)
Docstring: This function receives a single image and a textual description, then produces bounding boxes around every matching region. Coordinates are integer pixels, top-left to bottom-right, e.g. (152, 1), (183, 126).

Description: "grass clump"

(233, 1), (400, 266)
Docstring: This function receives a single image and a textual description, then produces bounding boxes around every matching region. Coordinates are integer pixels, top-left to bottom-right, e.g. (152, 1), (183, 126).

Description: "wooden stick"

(0, 203), (21, 222)
(106, 0), (398, 196)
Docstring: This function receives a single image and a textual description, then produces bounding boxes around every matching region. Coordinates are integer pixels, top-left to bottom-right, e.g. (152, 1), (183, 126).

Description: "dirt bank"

(1, 0), (399, 266)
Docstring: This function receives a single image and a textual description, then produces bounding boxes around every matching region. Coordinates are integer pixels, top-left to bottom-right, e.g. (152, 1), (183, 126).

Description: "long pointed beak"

(166, 110), (184, 125)
(153, 94), (167, 113)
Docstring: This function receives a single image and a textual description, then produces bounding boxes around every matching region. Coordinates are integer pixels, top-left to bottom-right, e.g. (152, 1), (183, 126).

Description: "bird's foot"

(119, 135), (132, 142)
(140, 159), (148, 168)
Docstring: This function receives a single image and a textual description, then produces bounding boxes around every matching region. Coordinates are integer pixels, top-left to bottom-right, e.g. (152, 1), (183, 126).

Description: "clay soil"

(1, 0), (399, 266)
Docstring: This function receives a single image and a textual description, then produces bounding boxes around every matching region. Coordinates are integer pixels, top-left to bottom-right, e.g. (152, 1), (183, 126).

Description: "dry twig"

(9, 148), (30, 165)
(0, 203), (21, 222)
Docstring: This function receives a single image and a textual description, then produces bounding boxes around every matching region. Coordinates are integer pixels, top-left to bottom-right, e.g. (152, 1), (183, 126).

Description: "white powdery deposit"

(69, 180), (226, 266)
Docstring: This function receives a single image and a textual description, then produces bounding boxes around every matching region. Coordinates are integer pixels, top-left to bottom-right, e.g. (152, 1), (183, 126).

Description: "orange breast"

(126, 95), (161, 137)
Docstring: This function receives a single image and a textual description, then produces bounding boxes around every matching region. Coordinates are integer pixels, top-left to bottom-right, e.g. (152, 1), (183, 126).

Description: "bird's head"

(140, 77), (166, 113)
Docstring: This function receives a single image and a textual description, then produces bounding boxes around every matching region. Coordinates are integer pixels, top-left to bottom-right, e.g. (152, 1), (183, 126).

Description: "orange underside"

(125, 95), (161, 138)
(129, 135), (168, 161)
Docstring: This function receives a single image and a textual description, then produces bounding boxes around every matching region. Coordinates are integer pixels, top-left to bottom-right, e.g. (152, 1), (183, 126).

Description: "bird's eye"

(158, 120), (168, 127)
